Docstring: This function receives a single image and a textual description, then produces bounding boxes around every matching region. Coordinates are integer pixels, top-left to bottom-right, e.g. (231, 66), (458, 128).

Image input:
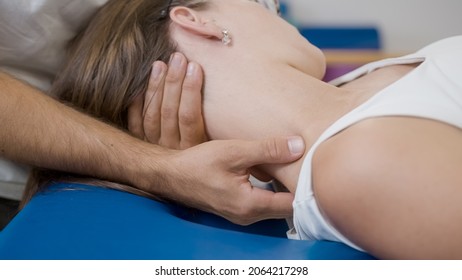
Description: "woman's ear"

(169, 6), (223, 41)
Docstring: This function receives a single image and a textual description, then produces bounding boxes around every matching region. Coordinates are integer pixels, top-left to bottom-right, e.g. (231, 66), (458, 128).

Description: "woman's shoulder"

(313, 118), (395, 191)
(313, 116), (462, 194)
(311, 116), (462, 258)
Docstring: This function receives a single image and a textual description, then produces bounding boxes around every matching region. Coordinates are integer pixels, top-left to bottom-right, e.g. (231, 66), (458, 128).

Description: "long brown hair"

(21, 0), (208, 207)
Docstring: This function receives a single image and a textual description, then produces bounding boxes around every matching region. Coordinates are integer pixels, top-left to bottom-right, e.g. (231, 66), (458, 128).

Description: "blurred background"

(281, 0), (461, 52)
(280, 0), (462, 80)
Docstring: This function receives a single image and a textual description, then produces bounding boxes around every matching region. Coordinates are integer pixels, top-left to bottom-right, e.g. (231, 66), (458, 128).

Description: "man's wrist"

(121, 141), (177, 197)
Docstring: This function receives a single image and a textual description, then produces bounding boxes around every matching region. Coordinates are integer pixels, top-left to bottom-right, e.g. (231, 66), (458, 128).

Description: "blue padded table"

(0, 183), (375, 260)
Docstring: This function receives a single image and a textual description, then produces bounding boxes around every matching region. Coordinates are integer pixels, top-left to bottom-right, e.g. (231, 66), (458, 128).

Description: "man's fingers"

(139, 56), (207, 149)
(143, 61), (167, 143)
(127, 93), (145, 139)
(254, 189), (294, 220)
(233, 187), (294, 225)
(160, 53), (187, 147)
(178, 62), (206, 148)
(232, 136), (305, 168)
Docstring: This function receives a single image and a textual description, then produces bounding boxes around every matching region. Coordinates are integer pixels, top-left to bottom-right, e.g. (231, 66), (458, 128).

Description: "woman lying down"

(23, 0), (462, 259)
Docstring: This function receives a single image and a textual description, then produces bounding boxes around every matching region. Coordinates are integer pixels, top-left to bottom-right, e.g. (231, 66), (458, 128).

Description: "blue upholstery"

(0, 183), (375, 260)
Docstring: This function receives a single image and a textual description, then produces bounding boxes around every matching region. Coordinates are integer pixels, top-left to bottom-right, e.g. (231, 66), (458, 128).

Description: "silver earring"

(221, 29), (231, 46)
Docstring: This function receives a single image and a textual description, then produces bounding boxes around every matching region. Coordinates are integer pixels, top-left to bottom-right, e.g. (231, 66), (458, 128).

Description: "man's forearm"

(0, 72), (305, 224)
(0, 72), (167, 191)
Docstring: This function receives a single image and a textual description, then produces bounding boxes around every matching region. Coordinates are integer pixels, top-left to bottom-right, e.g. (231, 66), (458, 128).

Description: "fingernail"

(186, 62), (196, 76)
(288, 136), (305, 155)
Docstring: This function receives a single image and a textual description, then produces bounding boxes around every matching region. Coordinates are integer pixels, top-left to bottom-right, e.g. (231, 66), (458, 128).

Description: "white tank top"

(289, 36), (462, 251)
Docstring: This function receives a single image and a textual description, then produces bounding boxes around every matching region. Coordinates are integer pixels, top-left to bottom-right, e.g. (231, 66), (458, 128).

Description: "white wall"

(283, 0), (462, 53)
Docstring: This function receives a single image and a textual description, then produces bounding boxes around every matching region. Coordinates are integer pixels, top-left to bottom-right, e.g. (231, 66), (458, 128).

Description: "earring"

(221, 29), (232, 46)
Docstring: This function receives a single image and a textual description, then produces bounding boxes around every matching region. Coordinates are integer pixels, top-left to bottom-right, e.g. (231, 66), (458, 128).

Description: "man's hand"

(128, 53), (207, 149)
(125, 53), (305, 224)
(152, 136), (305, 225)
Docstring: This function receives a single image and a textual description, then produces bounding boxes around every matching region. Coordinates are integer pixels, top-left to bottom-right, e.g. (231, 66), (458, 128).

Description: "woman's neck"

(199, 57), (357, 192)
